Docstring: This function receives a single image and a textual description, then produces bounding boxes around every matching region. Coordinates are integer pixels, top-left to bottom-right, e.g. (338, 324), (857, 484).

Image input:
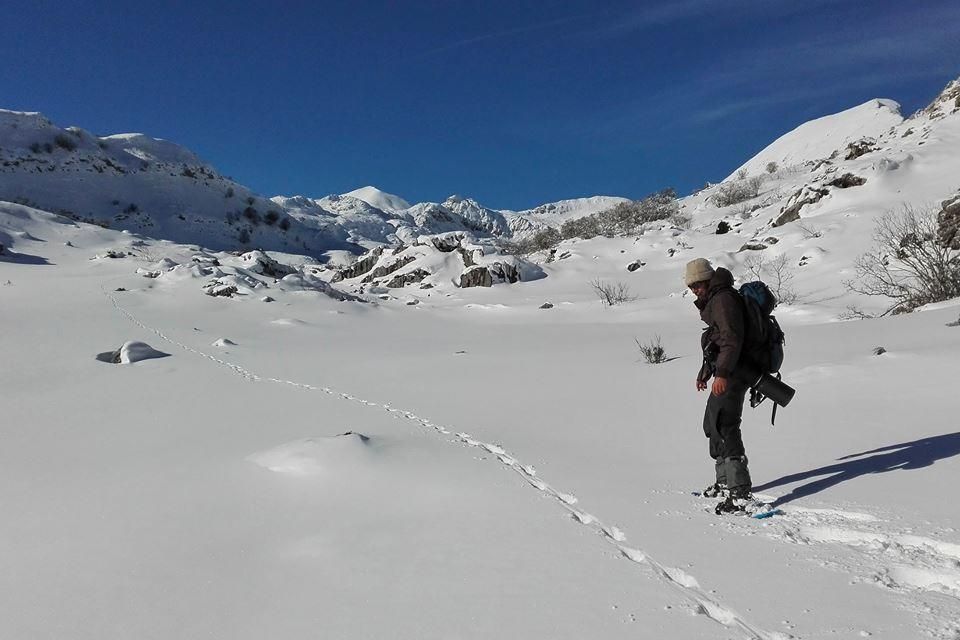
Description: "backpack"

(738, 281), (785, 374)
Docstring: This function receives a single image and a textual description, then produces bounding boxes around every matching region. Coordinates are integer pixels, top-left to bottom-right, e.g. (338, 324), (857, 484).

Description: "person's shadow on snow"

(754, 431), (960, 507)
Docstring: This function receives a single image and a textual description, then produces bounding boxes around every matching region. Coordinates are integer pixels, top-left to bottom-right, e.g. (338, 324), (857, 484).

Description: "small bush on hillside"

(559, 188), (679, 240)
(712, 176), (764, 207)
(242, 207), (260, 224)
(796, 220), (822, 239)
(54, 134), (77, 151)
(670, 210), (692, 229)
(264, 210), (280, 225)
(278, 217), (291, 231)
(591, 279), (636, 306)
(636, 335), (668, 364)
(224, 187), (234, 198)
(502, 227), (562, 255)
(561, 215), (602, 240)
(846, 205), (960, 314)
(765, 161), (779, 174)
(741, 252), (799, 305)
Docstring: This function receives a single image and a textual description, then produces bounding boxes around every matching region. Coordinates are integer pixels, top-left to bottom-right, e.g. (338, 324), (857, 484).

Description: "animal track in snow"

(104, 285), (782, 640)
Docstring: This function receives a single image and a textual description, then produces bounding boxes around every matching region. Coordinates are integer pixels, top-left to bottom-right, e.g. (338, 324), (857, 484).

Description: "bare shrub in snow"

(847, 206), (960, 314)
(736, 168), (749, 180)
(636, 335), (668, 364)
(54, 134), (77, 151)
(501, 227), (562, 255)
(765, 161), (779, 174)
(741, 252), (799, 304)
(560, 215), (601, 240)
(796, 220), (822, 239)
(712, 176), (764, 207)
(670, 210), (692, 229)
(591, 279), (636, 306)
(560, 189), (678, 240)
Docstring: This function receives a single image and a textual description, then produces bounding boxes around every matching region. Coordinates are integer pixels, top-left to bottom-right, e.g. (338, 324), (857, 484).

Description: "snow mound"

(247, 433), (373, 476)
(211, 338), (236, 347)
(96, 340), (170, 364)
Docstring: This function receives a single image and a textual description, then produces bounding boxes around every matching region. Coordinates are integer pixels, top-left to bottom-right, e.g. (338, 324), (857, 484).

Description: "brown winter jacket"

(695, 267), (745, 380)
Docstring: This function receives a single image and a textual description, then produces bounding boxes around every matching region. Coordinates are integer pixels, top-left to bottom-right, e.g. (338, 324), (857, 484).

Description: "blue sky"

(2, 0), (958, 210)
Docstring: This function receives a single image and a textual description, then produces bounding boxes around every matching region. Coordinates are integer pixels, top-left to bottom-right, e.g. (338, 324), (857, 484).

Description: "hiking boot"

(715, 487), (770, 516)
(701, 482), (729, 498)
(714, 496), (745, 515)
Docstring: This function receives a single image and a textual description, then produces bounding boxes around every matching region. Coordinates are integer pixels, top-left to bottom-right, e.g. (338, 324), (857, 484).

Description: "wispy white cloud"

(603, 3), (960, 130)
(587, 0), (845, 39)
(404, 13), (589, 60)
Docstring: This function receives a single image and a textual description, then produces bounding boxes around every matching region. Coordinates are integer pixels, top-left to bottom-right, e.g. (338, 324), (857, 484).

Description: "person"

(685, 258), (754, 513)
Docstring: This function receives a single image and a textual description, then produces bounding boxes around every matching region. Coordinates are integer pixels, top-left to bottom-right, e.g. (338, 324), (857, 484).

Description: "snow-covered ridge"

(3, 75), (959, 265)
(725, 99), (904, 180)
(0, 106), (633, 257)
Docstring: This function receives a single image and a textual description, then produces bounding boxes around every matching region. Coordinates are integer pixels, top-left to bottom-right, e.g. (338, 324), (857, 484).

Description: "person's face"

(689, 280), (710, 301)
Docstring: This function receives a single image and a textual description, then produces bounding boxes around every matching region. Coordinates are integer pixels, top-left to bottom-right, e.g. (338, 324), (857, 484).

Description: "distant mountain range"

(1, 76), (958, 262)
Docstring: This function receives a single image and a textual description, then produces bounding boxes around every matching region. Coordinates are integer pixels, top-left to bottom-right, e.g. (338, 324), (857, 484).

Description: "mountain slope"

(725, 99), (904, 179)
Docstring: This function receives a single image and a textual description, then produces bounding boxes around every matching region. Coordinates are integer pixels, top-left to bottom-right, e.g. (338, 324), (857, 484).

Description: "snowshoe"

(714, 496), (748, 515)
(701, 482), (729, 498)
(714, 489), (776, 517)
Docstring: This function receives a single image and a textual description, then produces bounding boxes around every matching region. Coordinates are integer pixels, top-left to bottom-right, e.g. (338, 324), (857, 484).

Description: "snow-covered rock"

(96, 340), (170, 364)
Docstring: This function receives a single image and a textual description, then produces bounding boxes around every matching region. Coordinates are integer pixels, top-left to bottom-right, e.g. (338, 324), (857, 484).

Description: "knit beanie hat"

(684, 258), (715, 286)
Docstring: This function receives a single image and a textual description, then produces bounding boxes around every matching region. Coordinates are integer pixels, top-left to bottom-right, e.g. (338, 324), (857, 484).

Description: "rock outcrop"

(332, 247), (383, 281)
(459, 265), (492, 288)
(844, 138), (876, 160)
(937, 193), (960, 250)
(360, 255), (417, 283)
(385, 268), (430, 288)
(774, 186), (829, 227)
(827, 173), (866, 188)
(239, 250), (296, 278)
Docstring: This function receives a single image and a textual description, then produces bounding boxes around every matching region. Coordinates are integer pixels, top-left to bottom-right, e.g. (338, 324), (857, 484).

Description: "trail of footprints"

(105, 287), (818, 639)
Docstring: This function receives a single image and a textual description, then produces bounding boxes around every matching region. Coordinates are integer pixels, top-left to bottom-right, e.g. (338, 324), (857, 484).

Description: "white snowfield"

(2, 77), (960, 640)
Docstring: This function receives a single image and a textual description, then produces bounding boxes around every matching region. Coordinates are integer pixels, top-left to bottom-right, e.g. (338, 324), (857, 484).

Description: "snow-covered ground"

(2, 78), (960, 639)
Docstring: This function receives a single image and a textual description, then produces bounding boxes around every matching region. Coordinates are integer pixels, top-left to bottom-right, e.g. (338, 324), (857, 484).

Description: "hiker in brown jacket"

(685, 258), (754, 506)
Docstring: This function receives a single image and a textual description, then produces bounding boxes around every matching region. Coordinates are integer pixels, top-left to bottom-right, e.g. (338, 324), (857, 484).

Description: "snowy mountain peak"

(343, 186), (411, 212)
(916, 76), (960, 120)
(725, 98), (904, 180)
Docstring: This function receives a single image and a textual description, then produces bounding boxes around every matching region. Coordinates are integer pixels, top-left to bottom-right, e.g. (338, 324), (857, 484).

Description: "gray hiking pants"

(702, 382), (752, 490)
